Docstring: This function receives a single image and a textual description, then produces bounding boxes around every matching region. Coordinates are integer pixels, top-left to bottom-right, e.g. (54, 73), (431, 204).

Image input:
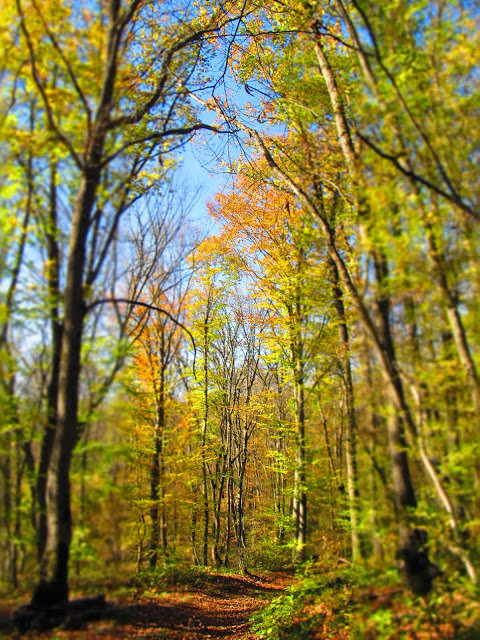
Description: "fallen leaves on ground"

(1, 571), (293, 640)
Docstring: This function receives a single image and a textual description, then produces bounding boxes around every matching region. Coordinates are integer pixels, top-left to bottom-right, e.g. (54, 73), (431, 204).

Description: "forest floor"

(2, 566), (480, 639)
(0, 570), (293, 639)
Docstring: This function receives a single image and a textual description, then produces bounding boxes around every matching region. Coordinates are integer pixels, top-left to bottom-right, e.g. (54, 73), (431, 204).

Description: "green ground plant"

(251, 562), (480, 640)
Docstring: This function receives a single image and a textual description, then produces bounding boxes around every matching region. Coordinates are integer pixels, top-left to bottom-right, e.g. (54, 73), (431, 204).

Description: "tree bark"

(329, 257), (361, 561)
(45, 1), (123, 600)
(51, 168), (96, 600)
(202, 311), (210, 566)
(372, 254), (417, 511)
(35, 158), (62, 575)
(291, 324), (307, 561)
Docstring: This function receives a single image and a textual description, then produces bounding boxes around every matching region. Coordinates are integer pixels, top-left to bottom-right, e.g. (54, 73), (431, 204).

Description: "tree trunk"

(292, 348), (307, 561)
(425, 221), (480, 419)
(44, 1), (122, 600)
(51, 169), (94, 601)
(149, 358), (165, 569)
(313, 34), (416, 516)
(329, 257), (361, 561)
(35, 158), (62, 576)
(372, 254), (417, 512)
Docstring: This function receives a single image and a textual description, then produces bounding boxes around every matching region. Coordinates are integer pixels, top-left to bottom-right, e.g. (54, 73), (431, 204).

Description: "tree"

(8, 0), (240, 601)
(195, 0), (478, 582)
(210, 168), (350, 560)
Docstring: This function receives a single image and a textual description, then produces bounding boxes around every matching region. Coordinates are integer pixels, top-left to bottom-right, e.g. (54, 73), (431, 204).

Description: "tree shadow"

(106, 599), (253, 637)
(187, 571), (288, 599)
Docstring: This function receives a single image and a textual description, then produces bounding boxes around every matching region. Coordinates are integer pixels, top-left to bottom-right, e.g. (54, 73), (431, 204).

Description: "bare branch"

(101, 122), (235, 167)
(85, 298), (197, 375)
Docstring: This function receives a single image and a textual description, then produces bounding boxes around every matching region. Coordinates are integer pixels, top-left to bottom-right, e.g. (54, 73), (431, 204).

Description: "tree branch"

(357, 132), (480, 221)
(85, 298), (196, 375)
(30, 0), (92, 132)
(101, 122), (235, 167)
(15, 0), (83, 169)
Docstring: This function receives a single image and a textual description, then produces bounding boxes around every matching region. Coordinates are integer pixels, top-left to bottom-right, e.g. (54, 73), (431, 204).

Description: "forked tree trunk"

(36, 0), (122, 602)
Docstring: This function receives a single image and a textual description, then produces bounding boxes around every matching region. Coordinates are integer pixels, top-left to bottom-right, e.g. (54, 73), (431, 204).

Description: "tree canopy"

(0, 0), (479, 636)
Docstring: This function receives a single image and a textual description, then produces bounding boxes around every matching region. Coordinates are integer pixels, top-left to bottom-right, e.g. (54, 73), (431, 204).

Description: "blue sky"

(178, 137), (234, 238)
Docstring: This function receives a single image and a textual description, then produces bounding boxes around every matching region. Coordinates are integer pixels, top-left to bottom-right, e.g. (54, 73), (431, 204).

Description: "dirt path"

(3, 572), (292, 639)
(109, 572), (291, 640)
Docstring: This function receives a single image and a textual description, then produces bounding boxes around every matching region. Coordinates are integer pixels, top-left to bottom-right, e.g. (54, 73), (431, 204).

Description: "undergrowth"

(131, 557), (209, 591)
(251, 561), (480, 639)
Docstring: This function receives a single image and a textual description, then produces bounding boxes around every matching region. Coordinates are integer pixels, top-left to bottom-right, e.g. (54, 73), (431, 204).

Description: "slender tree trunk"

(160, 483), (168, 555)
(373, 254), (417, 512)
(0, 100), (34, 586)
(12, 434), (28, 588)
(211, 435), (227, 567)
(149, 359), (165, 569)
(0, 445), (12, 584)
(292, 348), (307, 561)
(202, 313), (210, 566)
(329, 257), (361, 561)
(148, 432), (161, 569)
(212, 489), (224, 567)
(190, 482), (200, 565)
(273, 370), (287, 544)
(236, 462), (248, 573)
(225, 474), (232, 567)
(425, 220), (480, 418)
(36, 158), (62, 576)
(313, 32), (417, 518)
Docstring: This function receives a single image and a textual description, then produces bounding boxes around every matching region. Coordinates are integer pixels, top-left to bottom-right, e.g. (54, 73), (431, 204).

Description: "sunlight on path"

(6, 572), (293, 640)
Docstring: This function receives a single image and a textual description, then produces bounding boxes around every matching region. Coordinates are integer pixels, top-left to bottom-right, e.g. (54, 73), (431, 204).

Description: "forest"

(0, 0), (479, 638)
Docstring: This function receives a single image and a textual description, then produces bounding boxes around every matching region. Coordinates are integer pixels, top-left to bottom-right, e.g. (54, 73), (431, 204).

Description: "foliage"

(132, 555), (205, 591)
(252, 564), (357, 640)
(252, 563), (480, 640)
(0, 4), (478, 634)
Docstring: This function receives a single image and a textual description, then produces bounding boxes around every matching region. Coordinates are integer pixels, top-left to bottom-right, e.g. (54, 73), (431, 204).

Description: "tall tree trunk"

(234, 466), (248, 573)
(190, 482), (200, 565)
(43, 1), (122, 601)
(372, 253), (417, 513)
(292, 340), (307, 561)
(12, 434), (26, 589)
(313, 32), (417, 520)
(51, 168), (95, 601)
(0, 444), (12, 583)
(329, 257), (361, 561)
(202, 312), (210, 566)
(212, 478), (225, 567)
(36, 158), (62, 576)
(211, 434), (227, 567)
(226, 473), (232, 567)
(0, 100), (34, 586)
(273, 368), (287, 544)
(424, 218), (480, 419)
(149, 358), (165, 569)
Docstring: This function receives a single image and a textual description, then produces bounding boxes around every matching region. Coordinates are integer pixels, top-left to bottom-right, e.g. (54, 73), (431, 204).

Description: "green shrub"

(251, 566), (358, 640)
(132, 555), (204, 590)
